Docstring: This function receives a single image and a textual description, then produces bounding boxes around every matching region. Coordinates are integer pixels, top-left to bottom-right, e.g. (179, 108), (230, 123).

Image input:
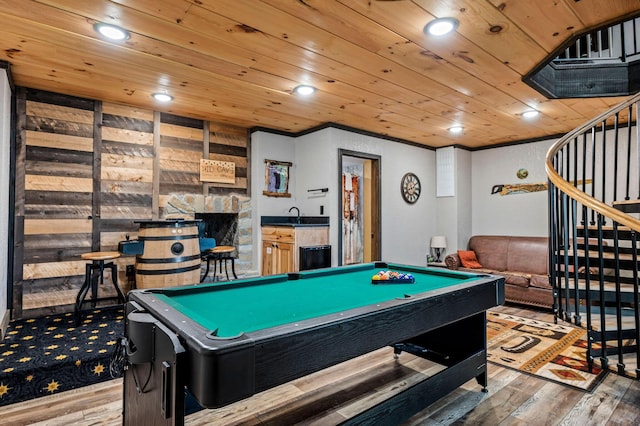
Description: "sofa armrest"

(444, 253), (460, 270)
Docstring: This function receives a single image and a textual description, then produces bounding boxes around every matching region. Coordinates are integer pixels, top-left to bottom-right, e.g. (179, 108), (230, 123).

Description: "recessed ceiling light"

(293, 85), (316, 96)
(424, 18), (459, 36)
(448, 126), (464, 134)
(94, 23), (130, 41)
(152, 92), (173, 102)
(522, 110), (539, 119)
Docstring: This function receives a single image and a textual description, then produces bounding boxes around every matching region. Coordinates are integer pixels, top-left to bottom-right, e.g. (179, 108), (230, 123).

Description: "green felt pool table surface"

(150, 262), (485, 337)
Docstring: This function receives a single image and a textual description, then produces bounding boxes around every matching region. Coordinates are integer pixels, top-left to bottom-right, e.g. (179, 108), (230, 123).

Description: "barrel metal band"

(136, 254), (201, 264)
(138, 234), (198, 241)
(136, 264), (201, 275)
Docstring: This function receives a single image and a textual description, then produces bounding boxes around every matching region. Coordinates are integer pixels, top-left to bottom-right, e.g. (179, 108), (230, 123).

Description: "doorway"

(338, 150), (381, 265)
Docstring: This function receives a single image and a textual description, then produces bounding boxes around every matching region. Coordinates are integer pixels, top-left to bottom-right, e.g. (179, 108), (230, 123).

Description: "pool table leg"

(476, 369), (489, 392)
(123, 310), (187, 426)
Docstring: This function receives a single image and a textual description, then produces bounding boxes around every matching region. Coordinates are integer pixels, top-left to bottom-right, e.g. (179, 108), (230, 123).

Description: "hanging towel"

(344, 172), (352, 191)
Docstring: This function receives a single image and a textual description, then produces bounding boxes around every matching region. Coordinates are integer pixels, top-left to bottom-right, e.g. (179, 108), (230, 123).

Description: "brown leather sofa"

(444, 235), (552, 309)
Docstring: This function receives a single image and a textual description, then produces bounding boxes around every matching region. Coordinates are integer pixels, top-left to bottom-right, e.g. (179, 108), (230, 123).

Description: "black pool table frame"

(122, 263), (505, 425)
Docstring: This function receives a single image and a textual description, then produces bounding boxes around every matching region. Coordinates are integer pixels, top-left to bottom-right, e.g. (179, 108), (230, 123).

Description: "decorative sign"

(200, 159), (235, 184)
(491, 179), (592, 196)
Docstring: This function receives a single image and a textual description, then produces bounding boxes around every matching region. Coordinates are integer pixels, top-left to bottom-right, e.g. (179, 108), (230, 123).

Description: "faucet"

(288, 206), (301, 223)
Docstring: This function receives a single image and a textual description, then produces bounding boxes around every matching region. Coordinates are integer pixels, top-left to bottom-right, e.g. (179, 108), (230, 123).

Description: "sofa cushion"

(503, 272), (530, 288)
(468, 236), (510, 271)
(506, 236), (548, 276)
(458, 250), (482, 268)
(529, 274), (551, 289)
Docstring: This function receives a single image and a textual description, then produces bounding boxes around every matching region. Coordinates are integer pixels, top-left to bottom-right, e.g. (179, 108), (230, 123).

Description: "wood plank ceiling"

(0, 0), (638, 149)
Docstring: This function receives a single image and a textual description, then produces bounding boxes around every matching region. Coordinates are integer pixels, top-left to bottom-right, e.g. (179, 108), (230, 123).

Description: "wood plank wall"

(208, 123), (249, 195)
(158, 113), (206, 215)
(99, 102), (155, 253)
(13, 88), (249, 318)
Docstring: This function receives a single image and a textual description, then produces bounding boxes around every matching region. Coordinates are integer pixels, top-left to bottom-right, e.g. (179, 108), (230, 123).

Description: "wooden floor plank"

(3, 305), (639, 426)
(506, 380), (585, 425)
(1, 379), (123, 425)
(404, 362), (521, 424)
(560, 372), (632, 425)
(610, 379), (640, 425)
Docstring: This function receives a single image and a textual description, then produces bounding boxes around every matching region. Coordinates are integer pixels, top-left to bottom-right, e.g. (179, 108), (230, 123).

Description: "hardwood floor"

(3, 305), (639, 426)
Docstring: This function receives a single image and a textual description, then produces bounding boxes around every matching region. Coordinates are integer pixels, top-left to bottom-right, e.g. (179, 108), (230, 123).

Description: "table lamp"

(430, 236), (447, 263)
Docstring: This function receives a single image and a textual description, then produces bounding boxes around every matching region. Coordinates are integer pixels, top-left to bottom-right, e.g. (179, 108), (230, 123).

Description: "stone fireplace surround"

(162, 193), (255, 279)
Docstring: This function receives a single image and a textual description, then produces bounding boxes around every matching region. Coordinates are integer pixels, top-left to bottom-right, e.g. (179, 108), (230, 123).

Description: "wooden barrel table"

(134, 220), (202, 289)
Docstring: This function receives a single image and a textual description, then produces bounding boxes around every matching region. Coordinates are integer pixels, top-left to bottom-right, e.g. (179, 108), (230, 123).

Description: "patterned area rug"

(486, 311), (607, 391)
(0, 307), (124, 406)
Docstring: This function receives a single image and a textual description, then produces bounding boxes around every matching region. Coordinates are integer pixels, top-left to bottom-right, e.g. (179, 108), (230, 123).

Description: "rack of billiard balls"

(371, 270), (415, 284)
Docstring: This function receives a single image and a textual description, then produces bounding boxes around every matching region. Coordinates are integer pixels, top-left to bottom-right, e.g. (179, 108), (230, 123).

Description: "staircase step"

(564, 280), (635, 295)
(575, 243), (638, 256)
(557, 249), (639, 271)
(562, 306), (638, 332)
(576, 225), (637, 240)
(612, 199), (640, 214)
(558, 247), (639, 260)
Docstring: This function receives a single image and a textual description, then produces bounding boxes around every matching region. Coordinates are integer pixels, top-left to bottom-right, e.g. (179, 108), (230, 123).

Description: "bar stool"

(75, 251), (126, 324)
(201, 246), (237, 283)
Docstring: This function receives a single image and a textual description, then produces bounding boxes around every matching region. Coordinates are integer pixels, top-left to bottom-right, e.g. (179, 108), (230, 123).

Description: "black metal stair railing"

(547, 91), (640, 379)
(554, 17), (640, 64)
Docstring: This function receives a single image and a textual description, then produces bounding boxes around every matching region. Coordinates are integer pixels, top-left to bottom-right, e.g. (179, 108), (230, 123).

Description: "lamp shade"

(430, 236), (447, 249)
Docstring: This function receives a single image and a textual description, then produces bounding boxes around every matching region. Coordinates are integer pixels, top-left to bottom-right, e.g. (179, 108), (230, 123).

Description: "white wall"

(252, 126), (619, 268)
(251, 127), (437, 269)
(0, 69), (10, 329)
(469, 123), (639, 239)
(293, 128), (334, 221)
(471, 139), (555, 238)
(249, 131), (296, 271)
(444, 148), (472, 253)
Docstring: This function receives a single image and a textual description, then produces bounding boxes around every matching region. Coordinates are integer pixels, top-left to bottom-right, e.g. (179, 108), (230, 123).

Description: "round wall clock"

(401, 172), (421, 204)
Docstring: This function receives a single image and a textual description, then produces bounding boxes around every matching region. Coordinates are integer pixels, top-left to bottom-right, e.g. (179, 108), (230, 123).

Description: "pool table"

(122, 262), (505, 425)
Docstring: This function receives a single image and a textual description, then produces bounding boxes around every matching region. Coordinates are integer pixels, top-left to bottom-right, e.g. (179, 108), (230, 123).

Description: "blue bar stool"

(75, 251), (126, 324)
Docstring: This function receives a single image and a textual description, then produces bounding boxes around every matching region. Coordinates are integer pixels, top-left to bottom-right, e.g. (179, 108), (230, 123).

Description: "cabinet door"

(275, 243), (294, 274)
(262, 241), (275, 276)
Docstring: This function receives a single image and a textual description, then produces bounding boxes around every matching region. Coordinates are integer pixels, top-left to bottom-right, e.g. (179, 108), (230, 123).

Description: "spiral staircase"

(547, 91), (640, 379)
